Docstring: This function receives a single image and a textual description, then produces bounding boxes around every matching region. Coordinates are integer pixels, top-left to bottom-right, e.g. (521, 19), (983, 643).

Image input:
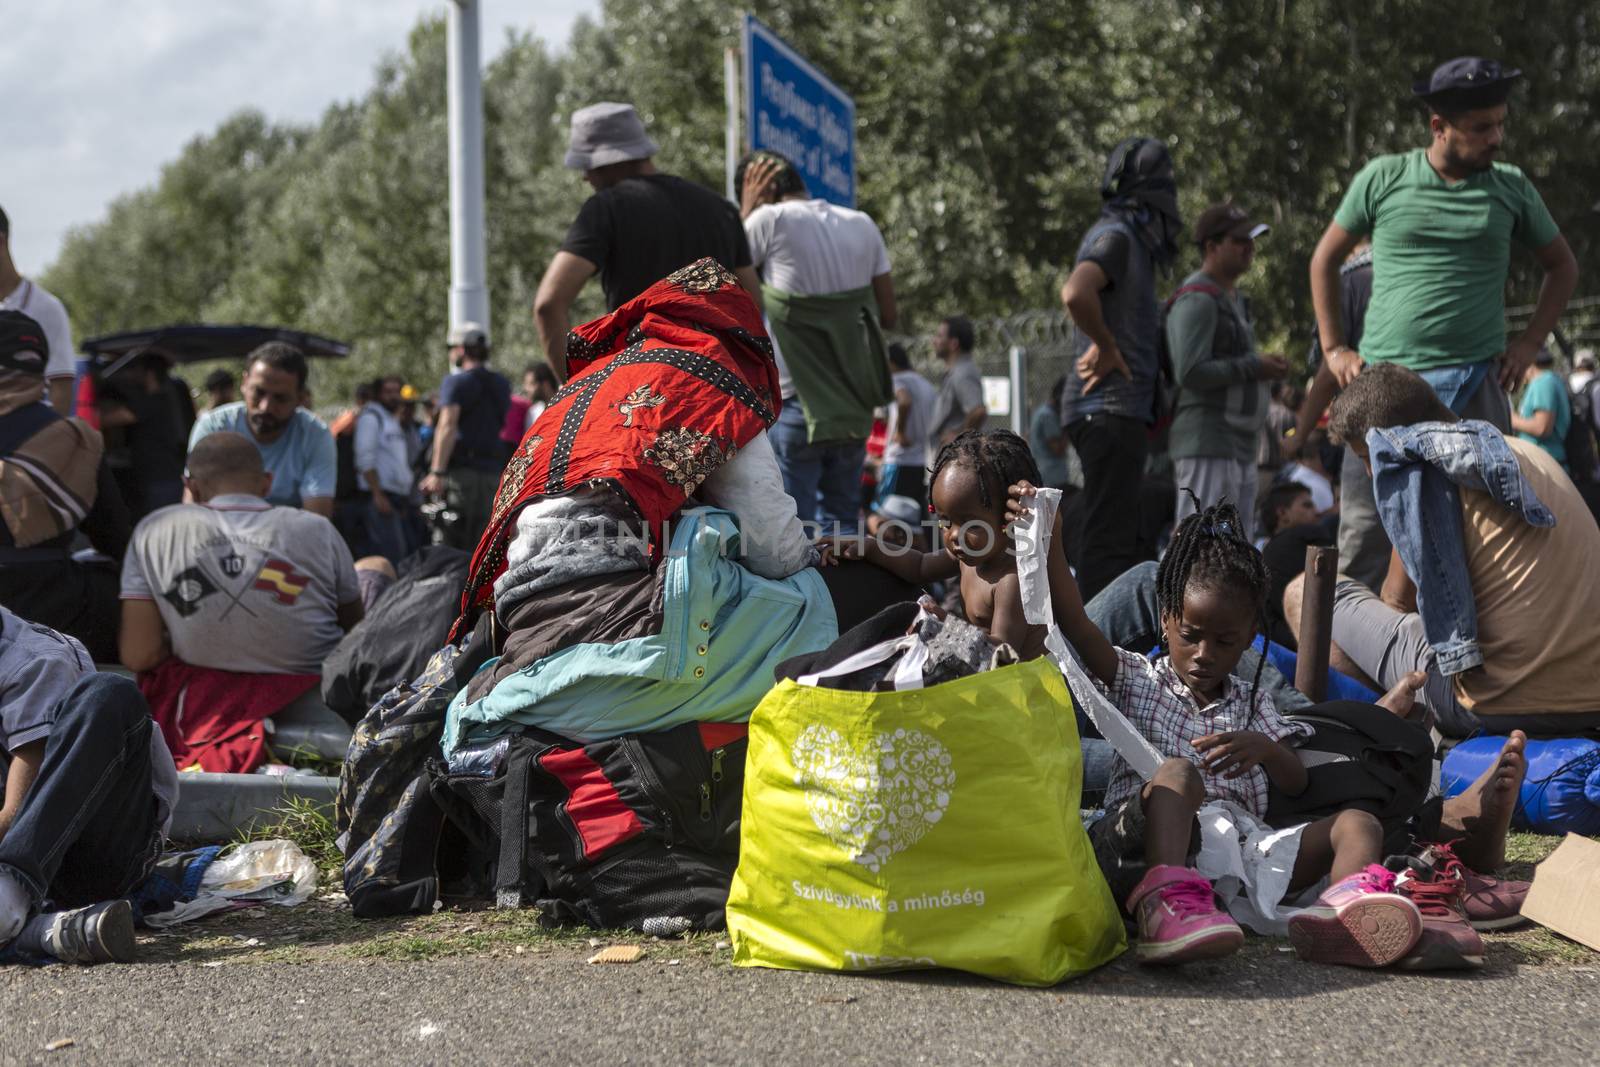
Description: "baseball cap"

(0, 309), (49, 377)
(1534, 347), (1555, 367)
(1413, 57), (1522, 108)
(564, 102), (660, 171)
(874, 494), (924, 526)
(446, 322), (487, 348)
(1575, 349), (1596, 371)
(1193, 202), (1269, 246)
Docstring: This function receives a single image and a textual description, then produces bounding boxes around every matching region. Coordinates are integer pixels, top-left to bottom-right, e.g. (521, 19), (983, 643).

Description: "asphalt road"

(4, 947), (1599, 1066)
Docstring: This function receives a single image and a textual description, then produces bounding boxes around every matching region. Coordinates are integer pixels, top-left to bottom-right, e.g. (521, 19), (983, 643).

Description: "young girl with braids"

(818, 430), (1059, 657)
(1007, 483), (1425, 970)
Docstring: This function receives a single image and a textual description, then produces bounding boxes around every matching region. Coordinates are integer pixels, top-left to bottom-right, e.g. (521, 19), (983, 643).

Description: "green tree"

(42, 1), (1600, 398)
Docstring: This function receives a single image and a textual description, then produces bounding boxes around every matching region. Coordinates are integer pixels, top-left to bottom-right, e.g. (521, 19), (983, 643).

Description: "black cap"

(1193, 202), (1270, 247)
(1413, 57), (1522, 109)
(0, 309), (49, 377)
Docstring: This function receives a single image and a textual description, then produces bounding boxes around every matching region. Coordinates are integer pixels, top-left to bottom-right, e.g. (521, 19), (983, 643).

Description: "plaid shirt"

(1100, 648), (1312, 818)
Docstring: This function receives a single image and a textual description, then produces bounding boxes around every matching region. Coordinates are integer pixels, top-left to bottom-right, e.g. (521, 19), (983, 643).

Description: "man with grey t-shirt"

(118, 432), (363, 677)
(928, 315), (988, 456)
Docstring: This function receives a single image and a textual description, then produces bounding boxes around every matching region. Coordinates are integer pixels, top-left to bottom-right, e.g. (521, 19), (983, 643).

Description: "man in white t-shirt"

(740, 152), (897, 533)
(118, 431), (364, 677)
(0, 206), (76, 413)
(353, 375), (420, 564)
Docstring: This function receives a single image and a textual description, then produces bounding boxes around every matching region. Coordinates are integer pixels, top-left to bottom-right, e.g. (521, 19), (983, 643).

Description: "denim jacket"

(1368, 421), (1554, 675)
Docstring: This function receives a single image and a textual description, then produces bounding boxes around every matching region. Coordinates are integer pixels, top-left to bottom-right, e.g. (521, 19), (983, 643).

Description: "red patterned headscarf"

(450, 259), (781, 640)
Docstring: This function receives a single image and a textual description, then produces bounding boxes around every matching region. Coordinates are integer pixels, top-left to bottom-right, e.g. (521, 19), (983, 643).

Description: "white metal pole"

(1008, 345), (1027, 434)
(724, 46), (739, 202)
(447, 0), (490, 337)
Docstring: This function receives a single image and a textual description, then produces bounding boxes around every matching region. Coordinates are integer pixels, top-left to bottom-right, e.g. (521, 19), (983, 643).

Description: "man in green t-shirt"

(1307, 56), (1579, 590)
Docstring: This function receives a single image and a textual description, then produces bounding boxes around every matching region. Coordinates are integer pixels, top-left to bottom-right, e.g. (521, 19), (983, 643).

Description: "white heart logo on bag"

(791, 725), (955, 872)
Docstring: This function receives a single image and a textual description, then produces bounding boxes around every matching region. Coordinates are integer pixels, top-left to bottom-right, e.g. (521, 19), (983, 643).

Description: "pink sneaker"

(1125, 865), (1244, 966)
(1287, 864), (1422, 968)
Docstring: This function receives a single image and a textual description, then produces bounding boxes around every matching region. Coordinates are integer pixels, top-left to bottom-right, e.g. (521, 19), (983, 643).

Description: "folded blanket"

(494, 487), (648, 616)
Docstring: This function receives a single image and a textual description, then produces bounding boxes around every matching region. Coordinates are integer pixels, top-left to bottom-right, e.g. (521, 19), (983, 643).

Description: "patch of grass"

(347, 908), (609, 962)
(1491, 925), (1596, 968)
(1502, 830), (1561, 881)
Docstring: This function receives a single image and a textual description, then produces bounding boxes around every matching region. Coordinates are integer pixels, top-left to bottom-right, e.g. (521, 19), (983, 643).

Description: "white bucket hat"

(564, 102), (660, 171)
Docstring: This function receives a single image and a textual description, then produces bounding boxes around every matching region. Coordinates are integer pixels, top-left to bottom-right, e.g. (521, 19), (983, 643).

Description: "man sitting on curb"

(1, 607), (178, 964)
(119, 432), (377, 772)
(1285, 363), (1600, 740)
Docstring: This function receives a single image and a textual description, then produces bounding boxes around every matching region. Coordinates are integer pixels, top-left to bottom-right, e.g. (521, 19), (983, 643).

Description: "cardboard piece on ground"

(1521, 833), (1600, 952)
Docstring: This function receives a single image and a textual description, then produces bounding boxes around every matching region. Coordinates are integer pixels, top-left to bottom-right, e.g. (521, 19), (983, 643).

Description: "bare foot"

(1440, 730), (1527, 872)
(1375, 671), (1431, 728)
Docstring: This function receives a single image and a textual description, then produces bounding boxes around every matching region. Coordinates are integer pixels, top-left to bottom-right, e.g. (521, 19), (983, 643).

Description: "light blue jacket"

(442, 508), (837, 755)
(1368, 420), (1554, 675)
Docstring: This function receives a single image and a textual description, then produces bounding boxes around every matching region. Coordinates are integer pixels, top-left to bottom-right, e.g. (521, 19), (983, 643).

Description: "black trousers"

(1066, 414), (1152, 602)
(0, 674), (161, 909)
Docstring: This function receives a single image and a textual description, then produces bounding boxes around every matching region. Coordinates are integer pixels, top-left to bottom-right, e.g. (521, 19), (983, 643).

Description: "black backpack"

(322, 546), (470, 723)
(1264, 701), (1437, 854)
(1563, 379), (1600, 484)
(430, 722), (747, 934)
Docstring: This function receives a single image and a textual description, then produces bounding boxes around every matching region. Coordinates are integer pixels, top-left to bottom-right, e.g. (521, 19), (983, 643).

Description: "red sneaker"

(1394, 847), (1486, 970)
(1287, 865), (1422, 968)
(1124, 865), (1244, 966)
(1461, 867), (1530, 931)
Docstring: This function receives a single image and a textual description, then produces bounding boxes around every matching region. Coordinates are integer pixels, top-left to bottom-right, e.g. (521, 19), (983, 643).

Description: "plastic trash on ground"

(144, 839), (318, 928)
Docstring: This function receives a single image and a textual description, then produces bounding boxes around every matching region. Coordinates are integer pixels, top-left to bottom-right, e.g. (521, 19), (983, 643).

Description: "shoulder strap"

(1163, 282), (1226, 311)
(494, 744), (534, 908)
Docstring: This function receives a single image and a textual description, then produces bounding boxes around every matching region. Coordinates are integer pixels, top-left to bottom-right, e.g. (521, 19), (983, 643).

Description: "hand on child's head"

(1004, 480), (1038, 525)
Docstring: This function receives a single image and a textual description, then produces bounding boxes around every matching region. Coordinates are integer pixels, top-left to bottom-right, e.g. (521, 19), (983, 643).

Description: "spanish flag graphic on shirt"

(254, 559), (311, 604)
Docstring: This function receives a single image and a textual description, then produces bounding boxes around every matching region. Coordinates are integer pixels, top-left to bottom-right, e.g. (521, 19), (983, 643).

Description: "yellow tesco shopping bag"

(726, 656), (1125, 985)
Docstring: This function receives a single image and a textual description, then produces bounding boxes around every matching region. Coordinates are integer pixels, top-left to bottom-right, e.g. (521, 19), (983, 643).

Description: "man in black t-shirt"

(419, 323), (510, 551)
(533, 102), (760, 380)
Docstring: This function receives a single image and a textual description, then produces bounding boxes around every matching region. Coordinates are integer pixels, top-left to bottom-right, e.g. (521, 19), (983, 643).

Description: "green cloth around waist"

(763, 285), (893, 443)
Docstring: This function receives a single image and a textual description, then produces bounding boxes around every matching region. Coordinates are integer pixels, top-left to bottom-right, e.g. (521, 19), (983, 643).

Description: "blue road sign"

(743, 15), (855, 207)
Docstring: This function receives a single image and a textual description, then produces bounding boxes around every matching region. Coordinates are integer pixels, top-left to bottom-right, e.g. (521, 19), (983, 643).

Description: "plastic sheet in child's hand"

(1012, 486), (1164, 781)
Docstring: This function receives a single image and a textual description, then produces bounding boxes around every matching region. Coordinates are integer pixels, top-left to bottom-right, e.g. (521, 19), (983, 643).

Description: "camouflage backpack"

(336, 620), (491, 917)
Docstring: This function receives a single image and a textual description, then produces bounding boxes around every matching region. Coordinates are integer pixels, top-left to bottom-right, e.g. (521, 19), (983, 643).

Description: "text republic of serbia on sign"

(743, 15), (856, 208)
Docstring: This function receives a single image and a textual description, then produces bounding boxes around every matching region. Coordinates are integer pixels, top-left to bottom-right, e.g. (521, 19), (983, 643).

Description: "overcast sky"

(3, 1), (598, 275)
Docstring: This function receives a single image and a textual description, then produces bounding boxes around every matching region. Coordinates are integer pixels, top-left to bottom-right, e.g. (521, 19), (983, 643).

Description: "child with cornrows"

(1007, 485), (1438, 968)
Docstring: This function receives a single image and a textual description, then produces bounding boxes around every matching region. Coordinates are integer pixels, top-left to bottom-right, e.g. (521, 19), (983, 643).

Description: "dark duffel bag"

(431, 721), (747, 934)
(1266, 700), (1439, 853)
